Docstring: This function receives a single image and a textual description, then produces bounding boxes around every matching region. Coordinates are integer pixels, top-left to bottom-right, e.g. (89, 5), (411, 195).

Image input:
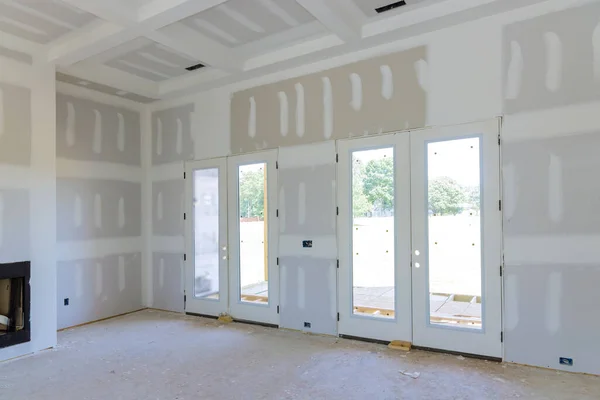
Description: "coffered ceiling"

(0, 0), (547, 102)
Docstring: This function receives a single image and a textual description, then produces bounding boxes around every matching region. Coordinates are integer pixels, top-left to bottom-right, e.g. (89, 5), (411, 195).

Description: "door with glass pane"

(337, 133), (412, 342)
(227, 150), (279, 325)
(184, 158), (229, 316)
(411, 120), (502, 358)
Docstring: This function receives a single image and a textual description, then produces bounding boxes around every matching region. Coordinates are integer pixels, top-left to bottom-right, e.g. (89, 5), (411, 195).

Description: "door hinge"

(184, 294), (187, 307)
(183, 213), (187, 220)
(498, 134), (501, 146)
(277, 257), (279, 266)
(183, 172), (186, 179)
(337, 259), (339, 269)
(337, 312), (340, 321)
(184, 254), (187, 261)
(499, 200), (502, 211)
(501, 331), (504, 343)
(276, 161), (279, 169)
(336, 207), (339, 216)
(277, 305), (280, 314)
(336, 154), (338, 163)
(500, 265), (503, 277)
(276, 209), (279, 217)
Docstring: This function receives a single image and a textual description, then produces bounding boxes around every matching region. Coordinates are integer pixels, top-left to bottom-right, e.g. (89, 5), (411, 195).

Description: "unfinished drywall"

(56, 90), (143, 330)
(57, 253), (142, 329)
(278, 142), (337, 336)
(143, 0), (600, 375)
(503, 2), (600, 114)
(152, 252), (184, 312)
(501, 1), (600, 375)
(231, 46), (426, 154)
(148, 103), (195, 312)
(0, 56), (56, 362)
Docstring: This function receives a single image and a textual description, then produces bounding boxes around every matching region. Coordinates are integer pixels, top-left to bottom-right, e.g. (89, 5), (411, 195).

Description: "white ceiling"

(0, 0), (547, 102)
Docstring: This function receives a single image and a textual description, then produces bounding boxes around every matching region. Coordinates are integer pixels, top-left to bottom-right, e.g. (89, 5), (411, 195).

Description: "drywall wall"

(0, 55), (57, 361)
(278, 142), (337, 335)
(149, 104), (194, 312)
(147, 0), (600, 375)
(55, 86), (143, 330)
(231, 47), (426, 153)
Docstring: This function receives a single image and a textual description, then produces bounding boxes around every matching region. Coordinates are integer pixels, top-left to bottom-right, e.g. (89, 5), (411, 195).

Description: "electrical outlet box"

(302, 240), (313, 248)
(64, 298), (69, 306)
(559, 357), (573, 366)
(304, 322), (311, 328)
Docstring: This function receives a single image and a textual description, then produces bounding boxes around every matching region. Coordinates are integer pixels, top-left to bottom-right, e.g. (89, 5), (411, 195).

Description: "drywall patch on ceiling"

(56, 73), (159, 104)
(230, 46), (426, 154)
(502, 2), (600, 114)
(0, 45), (32, 65)
(0, 1), (95, 44)
(180, 0), (315, 48)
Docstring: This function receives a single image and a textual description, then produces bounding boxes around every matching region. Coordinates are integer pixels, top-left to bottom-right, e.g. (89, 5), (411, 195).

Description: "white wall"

(0, 56), (57, 361)
(55, 83), (145, 330)
(146, 0), (600, 374)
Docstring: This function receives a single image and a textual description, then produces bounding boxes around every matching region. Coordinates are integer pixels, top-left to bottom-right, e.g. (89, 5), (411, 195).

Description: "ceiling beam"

(59, 63), (160, 99)
(295, 0), (365, 42)
(49, 0), (240, 70)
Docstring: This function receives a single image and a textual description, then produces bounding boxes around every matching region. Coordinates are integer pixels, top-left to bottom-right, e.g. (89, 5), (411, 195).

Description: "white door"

(227, 150), (279, 325)
(337, 133), (412, 342)
(184, 158), (229, 316)
(411, 120), (503, 358)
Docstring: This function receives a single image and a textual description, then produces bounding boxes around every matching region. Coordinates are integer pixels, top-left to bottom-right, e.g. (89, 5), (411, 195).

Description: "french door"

(338, 119), (502, 358)
(227, 150), (279, 325)
(184, 157), (229, 316)
(411, 120), (502, 358)
(337, 133), (412, 342)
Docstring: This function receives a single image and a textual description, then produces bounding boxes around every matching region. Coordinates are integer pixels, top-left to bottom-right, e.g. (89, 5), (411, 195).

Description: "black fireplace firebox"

(0, 261), (31, 349)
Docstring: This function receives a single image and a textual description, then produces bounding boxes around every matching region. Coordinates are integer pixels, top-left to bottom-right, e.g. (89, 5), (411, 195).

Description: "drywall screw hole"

(415, 263), (421, 268)
(415, 250), (420, 256)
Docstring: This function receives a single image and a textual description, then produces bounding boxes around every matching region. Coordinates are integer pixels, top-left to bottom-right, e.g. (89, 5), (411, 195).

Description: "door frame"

(336, 132), (413, 342)
(184, 157), (229, 317)
(410, 119), (503, 358)
(227, 149), (279, 325)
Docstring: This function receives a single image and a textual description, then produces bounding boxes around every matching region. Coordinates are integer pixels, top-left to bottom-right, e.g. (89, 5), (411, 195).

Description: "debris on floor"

(457, 355), (466, 360)
(217, 313), (233, 323)
(399, 370), (421, 379)
(388, 340), (412, 351)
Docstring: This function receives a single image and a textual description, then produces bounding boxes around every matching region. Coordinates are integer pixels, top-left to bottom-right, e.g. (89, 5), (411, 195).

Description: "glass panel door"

(184, 157), (228, 316)
(337, 133), (412, 342)
(411, 120), (502, 358)
(228, 150), (279, 325)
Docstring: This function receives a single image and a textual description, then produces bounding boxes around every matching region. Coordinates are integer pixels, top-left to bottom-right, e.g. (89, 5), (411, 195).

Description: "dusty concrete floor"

(1, 310), (598, 400)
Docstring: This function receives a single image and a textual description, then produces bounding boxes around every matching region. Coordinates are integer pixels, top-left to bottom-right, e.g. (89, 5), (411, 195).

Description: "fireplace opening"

(0, 262), (30, 349)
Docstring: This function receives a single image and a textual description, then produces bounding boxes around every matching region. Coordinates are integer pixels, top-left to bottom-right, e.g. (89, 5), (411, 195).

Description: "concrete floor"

(1, 310), (599, 400)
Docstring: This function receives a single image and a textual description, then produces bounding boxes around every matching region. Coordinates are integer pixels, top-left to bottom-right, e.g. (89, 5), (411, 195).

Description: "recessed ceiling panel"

(0, 0), (96, 44)
(180, 0), (316, 48)
(104, 40), (203, 82)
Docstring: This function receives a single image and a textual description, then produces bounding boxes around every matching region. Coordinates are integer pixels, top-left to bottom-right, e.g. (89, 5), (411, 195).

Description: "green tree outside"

(239, 169), (265, 219)
(362, 157), (394, 213)
(428, 176), (466, 216)
(351, 157), (371, 217)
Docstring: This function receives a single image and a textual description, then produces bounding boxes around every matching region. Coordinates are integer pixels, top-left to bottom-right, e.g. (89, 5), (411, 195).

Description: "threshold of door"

(411, 345), (502, 362)
(185, 312), (277, 329)
(338, 334), (390, 346)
